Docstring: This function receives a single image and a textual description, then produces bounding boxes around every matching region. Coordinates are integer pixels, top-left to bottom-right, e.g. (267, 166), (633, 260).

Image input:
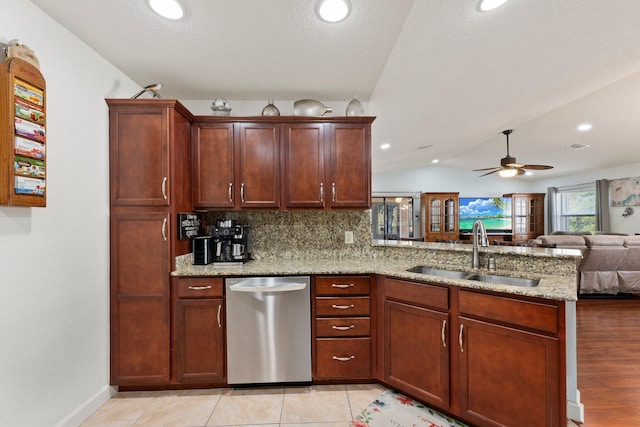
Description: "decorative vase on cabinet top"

(346, 97), (364, 116)
(261, 100), (280, 116)
(293, 99), (332, 116)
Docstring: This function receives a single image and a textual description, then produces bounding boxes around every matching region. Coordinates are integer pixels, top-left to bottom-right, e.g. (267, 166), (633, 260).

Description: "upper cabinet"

(0, 58), (47, 207)
(193, 116), (374, 211)
(108, 100), (193, 207)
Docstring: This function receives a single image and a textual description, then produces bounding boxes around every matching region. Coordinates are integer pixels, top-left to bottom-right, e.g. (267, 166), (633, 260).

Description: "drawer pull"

(331, 304), (355, 310)
(332, 283), (354, 288)
(188, 285), (212, 291)
(332, 325), (355, 331)
(332, 355), (355, 362)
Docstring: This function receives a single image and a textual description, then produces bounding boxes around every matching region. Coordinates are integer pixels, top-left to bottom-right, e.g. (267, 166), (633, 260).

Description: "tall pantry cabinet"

(107, 99), (192, 386)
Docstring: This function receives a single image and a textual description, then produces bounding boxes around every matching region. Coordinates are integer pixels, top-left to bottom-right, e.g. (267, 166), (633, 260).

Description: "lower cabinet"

(313, 275), (373, 381)
(172, 277), (225, 384)
(381, 277), (565, 427)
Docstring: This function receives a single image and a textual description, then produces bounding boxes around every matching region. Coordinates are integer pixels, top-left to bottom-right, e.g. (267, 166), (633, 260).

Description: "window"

(550, 183), (596, 233)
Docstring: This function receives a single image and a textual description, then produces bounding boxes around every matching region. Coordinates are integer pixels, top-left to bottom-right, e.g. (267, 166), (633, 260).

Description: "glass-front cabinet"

(504, 193), (545, 244)
(420, 192), (459, 242)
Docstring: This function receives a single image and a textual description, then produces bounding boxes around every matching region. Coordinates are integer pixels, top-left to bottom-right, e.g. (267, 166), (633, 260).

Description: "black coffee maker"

(193, 220), (251, 265)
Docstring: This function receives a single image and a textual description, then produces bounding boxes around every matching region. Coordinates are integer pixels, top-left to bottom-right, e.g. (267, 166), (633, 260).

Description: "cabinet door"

(237, 123), (280, 208)
(328, 123), (371, 208)
(176, 298), (225, 383)
(283, 123), (325, 208)
(109, 106), (170, 206)
(192, 122), (235, 209)
(458, 317), (560, 427)
(384, 300), (450, 408)
(110, 212), (171, 385)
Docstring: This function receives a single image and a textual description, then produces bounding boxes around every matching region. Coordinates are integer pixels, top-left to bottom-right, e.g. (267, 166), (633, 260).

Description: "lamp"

(498, 167), (519, 178)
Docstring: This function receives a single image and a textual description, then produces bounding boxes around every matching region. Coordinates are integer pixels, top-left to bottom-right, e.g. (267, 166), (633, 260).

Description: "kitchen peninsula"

(173, 239), (583, 427)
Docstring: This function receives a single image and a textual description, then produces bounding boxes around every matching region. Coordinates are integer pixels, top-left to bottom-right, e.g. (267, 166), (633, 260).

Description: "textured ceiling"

(30, 0), (640, 180)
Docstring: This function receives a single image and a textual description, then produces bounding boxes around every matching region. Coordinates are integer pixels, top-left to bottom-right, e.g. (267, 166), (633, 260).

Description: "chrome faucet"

(472, 219), (489, 269)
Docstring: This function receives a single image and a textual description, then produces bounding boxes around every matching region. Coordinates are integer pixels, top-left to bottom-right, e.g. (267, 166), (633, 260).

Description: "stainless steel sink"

(406, 266), (470, 279)
(406, 266), (540, 287)
(465, 273), (539, 287)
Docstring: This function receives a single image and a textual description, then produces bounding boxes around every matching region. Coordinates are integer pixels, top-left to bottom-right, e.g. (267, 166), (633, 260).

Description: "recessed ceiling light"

(148, 0), (185, 20)
(478, 0), (510, 12)
(525, 171), (533, 176)
(432, 159), (439, 164)
(316, 0), (351, 23)
(380, 143), (391, 150)
(577, 123), (593, 132)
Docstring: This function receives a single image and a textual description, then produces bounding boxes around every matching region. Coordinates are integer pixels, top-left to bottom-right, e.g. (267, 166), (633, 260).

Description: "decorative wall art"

(611, 175), (640, 207)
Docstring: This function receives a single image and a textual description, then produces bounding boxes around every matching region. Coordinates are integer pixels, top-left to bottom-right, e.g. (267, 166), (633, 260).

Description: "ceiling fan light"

(498, 168), (519, 178)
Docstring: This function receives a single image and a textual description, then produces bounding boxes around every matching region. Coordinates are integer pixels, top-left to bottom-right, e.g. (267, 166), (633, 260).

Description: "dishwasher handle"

(229, 282), (308, 293)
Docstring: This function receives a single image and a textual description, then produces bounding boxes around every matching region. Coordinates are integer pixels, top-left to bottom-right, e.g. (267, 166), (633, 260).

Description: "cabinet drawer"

(176, 278), (223, 298)
(315, 276), (370, 296)
(384, 277), (449, 310)
(459, 290), (559, 334)
(316, 338), (371, 379)
(316, 297), (370, 317)
(316, 317), (371, 337)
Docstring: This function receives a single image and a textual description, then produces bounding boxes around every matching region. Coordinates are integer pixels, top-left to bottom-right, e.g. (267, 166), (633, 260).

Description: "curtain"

(595, 179), (610, 232)
(547, 186), (558, 234)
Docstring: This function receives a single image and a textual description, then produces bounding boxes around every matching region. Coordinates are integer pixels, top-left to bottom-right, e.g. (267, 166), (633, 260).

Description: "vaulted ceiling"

(31, 0), (640, 180)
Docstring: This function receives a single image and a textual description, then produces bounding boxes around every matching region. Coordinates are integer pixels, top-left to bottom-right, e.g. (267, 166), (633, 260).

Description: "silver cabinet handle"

(332, 325), (355, 331)
(332, 182), (336, 202)
(217, 304), (222, 328)
(162, 218), (167, 241)
(332, 283), (354, 288)
(441, 320), (447, 348)
(188, 285), (212, 291)
(241, 182), (245, 203)
(320, 182), (324, 203)
(332, 355), (355, 362)
(228, 182), (233, 203)
(459, 324), (464, 353)
(161, 176), (167, 200)
(331, 304), (355, 310)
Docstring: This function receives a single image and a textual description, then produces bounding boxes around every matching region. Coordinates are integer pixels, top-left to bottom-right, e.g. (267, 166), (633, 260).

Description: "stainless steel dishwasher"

(225, 276), (311, 384)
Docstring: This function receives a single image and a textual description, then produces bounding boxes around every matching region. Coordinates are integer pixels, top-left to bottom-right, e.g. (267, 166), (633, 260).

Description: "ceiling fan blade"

(473, 167), (501, 171)
(522, 164), (553, 170)
(478, 169), (500, 177)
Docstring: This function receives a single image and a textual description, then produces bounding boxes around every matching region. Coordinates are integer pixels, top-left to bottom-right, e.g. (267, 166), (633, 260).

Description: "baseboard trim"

(566, 389), (585, 424)
(55, 385), (117, 427)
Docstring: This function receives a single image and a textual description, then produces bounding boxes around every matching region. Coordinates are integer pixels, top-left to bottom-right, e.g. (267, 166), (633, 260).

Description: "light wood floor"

(577, 297), (640, 427)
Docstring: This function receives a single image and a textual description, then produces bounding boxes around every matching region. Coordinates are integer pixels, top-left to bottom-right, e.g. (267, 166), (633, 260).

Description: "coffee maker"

(193, 220), (251, 265)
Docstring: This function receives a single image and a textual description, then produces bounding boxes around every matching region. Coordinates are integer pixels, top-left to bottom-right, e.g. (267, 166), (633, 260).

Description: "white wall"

(0, 1), (139, 425)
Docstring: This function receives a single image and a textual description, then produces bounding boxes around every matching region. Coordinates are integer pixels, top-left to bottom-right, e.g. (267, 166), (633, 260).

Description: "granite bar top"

(173, 240), (581, 301)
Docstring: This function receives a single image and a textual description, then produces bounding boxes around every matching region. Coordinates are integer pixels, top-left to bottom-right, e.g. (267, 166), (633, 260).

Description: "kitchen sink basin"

(406, 266), (470, 279)
(406, 266), (540, 287)
(465, 273), (539, 287)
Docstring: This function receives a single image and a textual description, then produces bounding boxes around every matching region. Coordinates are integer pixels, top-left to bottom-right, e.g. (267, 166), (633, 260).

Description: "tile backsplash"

(205, 210), (374, 260)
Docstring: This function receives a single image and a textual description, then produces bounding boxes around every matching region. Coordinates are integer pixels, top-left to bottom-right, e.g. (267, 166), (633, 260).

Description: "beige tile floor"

(80, 383), (386, 427)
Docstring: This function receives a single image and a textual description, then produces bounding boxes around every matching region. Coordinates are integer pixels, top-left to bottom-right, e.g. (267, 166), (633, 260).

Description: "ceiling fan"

(473, 129), (554, 177)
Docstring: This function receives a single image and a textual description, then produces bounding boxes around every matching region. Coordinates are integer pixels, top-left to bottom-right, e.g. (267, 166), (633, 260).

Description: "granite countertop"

(173, 241), (580, 301)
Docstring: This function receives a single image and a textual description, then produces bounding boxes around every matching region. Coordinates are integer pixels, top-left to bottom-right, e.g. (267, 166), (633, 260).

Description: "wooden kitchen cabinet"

(193, 116), (374, 210)
(313, 275), (373, 381)
(379, 277), (565, 427)
(173, 278), (225, 384)
(420, 192), (459, 242)
(382, 277), (450, 408)
(504, 192), (545, 244)
(107, 99), (192, 387)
